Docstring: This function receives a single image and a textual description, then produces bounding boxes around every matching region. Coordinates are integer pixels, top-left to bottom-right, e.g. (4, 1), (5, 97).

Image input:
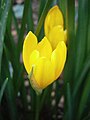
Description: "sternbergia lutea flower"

(23, 5), (67, 94)
(44, 5), (67, 49)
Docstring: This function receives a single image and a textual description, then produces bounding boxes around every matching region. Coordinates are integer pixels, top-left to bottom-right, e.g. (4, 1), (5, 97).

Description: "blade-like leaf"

(63, 0), (75, 86)
(17, 0), (31, 58)
(27, 0), (34, 32)
(0, 78), (8, 103)
(2, 46), (18, 120)
(35, 0), (54, 37)
(0, 0), (11, 74)
(87, 0), (90, 55)
(64, 83), (73, 120)
(77, 73), (90, 120)
(57, 0), (67, 28)
(74, 0), (89, 79)
(73, 55), (90, 98)
(12, 9), (20, 36)
(38, 0), (46, 20)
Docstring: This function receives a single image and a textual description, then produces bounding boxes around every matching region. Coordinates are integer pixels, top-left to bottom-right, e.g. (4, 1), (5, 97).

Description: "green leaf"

(75, 0), (89, 79)
(1, 46), (18, 120)
(63, 0), (75, 86)
(77, 73), (90, 120)
(64, 83), (73, 120)
(17, 0), (31, 58)
(87, 0), (90, 55)
(35, 0), (54, 37)
(12, 9), (20, 36)
(57, 0), (67, 28)
(27, 0), (34, 32)
(0, 0), (11, 74)
(38, 0), (46, 20)
(0, 78), (8, 103)
(6, 17), (18, 71)
(73, 55), (90, 98)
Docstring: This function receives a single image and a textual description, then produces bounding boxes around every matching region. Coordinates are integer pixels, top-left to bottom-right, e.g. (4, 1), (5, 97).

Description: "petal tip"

(50, 5), (59, 12)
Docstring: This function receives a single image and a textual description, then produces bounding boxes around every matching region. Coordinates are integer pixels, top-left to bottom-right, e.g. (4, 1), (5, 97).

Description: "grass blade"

(17, 0), (31, 58)
(87, 0), (90, 55)
(38, 0), (46, 20)
(73, 55), (90, 98)
(12, 9), (20, 36)
(75, 0), (89, 78)
(0, 0), (11, 74)
(77, 73), (90, 120)
(1, 46), (18, 120)
(0, 78), (8, 103)
(27, 0), (34, 32)
(64, 83), (73, 120)
(35, 0), (54, 37)
(63, 0), (75, 86)
(57, 0), (67, 28)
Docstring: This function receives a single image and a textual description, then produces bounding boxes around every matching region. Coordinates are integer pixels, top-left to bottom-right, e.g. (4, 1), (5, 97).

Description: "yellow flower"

(23, 31), (67, 93)
(44, 5), (67, 49)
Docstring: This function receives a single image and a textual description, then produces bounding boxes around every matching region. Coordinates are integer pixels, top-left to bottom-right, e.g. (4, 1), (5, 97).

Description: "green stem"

(40, 88), (48, 110)
(35, 96), (40, 120)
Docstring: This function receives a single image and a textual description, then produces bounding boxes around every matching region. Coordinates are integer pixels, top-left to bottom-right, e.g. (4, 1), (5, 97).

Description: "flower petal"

(51, 41), (67, 79)
(28, 50), (40, 74)
(48, 25), (66, 49)
(23, 31), (38, 73)
(33, 57), (55, 89)
(37, 37), (52, 59)
(44, 5), (64, 37)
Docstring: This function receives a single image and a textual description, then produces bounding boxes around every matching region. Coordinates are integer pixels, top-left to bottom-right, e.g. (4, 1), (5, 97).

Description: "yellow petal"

(28, 50), (40, 74)
(51, 41), (67, 79)
(48, 25), (66, 49)
(33, 57), (55, 89)
(37, 37), (52, 59)
(44, 5), (64, 37)
(23, 31), (38, 73)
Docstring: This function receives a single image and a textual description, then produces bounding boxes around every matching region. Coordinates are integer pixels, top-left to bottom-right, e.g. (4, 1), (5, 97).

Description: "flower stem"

(35, 96), (40, 120)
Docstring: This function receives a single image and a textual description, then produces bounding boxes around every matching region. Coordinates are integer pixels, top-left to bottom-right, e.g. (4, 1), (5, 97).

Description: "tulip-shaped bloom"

(23, 32), (67, 94)
(44, 5), (67, 49)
